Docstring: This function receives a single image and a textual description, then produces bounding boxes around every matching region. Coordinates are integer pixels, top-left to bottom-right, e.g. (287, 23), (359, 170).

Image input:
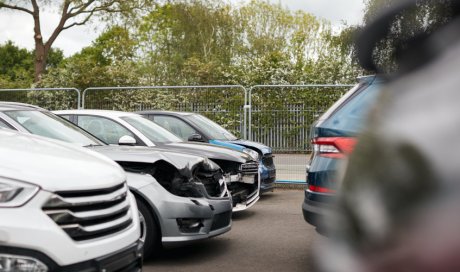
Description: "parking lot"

(144, 189), (316, 272)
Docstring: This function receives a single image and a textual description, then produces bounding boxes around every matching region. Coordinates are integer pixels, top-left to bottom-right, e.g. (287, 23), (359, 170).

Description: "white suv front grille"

(42, 183), (133, 241)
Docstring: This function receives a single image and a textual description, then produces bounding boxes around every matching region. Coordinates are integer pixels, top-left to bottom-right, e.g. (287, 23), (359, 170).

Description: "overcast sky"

(0, 0), (365, 56)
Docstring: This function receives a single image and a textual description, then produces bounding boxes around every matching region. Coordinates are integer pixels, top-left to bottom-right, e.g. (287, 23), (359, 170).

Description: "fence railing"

(0, 88), (81, 110)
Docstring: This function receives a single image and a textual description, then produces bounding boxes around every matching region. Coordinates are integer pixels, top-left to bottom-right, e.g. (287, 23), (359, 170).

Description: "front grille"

(240, 162), (259, 175)
(43, 183), (133, 241)
(262, 154), (275, 168)
(211, 211), (231, 231)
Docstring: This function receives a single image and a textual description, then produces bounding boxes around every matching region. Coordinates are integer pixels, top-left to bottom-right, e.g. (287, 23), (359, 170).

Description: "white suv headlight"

(243, 148), (259, 161)
(0, 177), (39, 207)
(0, 254), (48, 272)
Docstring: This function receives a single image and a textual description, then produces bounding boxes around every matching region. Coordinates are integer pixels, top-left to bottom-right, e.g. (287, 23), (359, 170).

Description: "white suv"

(0, 130), (143, 271)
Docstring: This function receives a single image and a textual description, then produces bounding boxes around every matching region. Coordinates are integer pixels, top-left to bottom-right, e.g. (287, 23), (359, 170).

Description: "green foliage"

(0, 41), (34, 88)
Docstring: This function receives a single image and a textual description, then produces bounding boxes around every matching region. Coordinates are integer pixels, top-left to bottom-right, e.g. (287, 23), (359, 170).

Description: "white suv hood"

(0, 130), (125, 192)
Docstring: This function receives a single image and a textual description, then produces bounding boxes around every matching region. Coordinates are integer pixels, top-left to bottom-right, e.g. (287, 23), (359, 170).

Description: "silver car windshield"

(121, 115), (183, 144)
(4, 110), (103, 146)
(187, 114), (238, 141)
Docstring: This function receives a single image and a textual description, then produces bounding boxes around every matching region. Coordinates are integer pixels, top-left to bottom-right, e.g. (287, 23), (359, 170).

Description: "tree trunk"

(34, 38), (47, 83)
(31, 0), (48, 83)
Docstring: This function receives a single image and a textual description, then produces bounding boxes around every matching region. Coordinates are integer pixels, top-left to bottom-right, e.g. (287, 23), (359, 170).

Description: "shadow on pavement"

(145, 238), (231, 265)
(259, 192), (277, 200)
(232, 210), (256, 221)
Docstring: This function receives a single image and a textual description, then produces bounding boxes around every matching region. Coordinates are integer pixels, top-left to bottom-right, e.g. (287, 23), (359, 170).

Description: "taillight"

(312, 137), (357, 159)
(308, 185), (336, 193)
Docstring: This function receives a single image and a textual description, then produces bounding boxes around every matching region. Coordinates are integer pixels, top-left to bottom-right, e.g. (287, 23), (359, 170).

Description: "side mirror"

(188, 134), (204, 142)
(119, 135), (136, 146)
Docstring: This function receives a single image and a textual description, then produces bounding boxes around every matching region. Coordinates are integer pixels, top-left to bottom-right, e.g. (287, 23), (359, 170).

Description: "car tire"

(136, 198), (160, 258)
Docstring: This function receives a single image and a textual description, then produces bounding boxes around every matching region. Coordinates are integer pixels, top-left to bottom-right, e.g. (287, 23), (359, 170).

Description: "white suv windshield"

(121, 115), (183, 144)
(4, 110), (103, 146)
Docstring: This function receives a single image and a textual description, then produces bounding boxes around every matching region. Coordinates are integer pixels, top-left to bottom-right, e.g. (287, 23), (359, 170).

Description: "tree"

(0, 0), (149, 82)
(0, 41), (34, 86)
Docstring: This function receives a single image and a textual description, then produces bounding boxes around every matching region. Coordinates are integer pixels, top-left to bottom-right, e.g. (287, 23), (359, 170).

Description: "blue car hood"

(210, 139), (272, 155)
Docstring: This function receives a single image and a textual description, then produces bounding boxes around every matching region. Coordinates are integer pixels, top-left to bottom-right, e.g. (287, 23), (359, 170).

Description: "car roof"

(54, 109), (140, 118)
(0, 101), (44, 111)
(136, 110), (195, 116)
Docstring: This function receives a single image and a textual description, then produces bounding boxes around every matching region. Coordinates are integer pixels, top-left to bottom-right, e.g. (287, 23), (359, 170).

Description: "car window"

(143, 114), (155, 122)
(320, 83), (383, 134)
(153, 115), (198, 141)
(0, 118), (12, 129)
(59, 115), (71, 121)
(121, 115), (182, 144)
(77, 115), (135, 145)
(186, 114), (238, 141)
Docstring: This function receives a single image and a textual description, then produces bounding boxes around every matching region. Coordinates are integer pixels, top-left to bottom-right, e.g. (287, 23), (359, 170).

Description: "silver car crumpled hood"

(89, 145), (206, 170)
(89, 145), (228, 199)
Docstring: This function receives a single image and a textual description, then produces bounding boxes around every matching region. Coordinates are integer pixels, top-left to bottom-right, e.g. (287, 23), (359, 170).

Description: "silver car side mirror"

(118, 135), (136, 146)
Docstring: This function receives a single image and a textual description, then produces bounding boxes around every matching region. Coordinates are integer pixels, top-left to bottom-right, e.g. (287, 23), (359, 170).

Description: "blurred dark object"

(357, 0), (460, 75)
(317, 1), (460, 272)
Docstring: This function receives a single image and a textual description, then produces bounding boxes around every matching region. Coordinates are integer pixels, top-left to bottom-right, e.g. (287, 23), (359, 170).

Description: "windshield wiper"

(83, 144), (104, 147)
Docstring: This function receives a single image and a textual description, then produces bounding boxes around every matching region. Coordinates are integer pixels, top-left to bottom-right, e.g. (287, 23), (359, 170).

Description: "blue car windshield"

(187, 114), (238, 141)
(320, 83), (383, 135)
(121, 115), (183, 144)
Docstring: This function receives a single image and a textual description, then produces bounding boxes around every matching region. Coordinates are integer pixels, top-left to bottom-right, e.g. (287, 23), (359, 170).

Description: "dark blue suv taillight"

(312, 137), (357, 159)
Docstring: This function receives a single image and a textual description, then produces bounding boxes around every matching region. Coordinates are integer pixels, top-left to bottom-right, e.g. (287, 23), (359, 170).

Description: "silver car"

(0, 102), (233, 257)
(54, 109), (261, 212)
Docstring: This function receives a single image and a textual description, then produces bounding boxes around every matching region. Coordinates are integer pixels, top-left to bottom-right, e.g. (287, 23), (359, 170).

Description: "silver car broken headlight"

(202, 158), (221, 171)
(243, 148), (259, 161)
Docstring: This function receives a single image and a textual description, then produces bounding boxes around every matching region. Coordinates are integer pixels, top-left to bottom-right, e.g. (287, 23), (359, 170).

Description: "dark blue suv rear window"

(319, 83), (383, 136)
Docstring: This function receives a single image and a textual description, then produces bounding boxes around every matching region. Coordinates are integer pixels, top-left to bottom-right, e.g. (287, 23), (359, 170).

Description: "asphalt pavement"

(274, 154), (309, 182)
(144, 189), (317, 272)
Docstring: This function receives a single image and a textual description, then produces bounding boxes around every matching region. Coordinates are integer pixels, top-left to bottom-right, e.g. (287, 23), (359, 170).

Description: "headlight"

(202, 158), (221, 171)
(243, 148), (259, 161)
(0, 254), (48, 272)
(0, 177), (39, 207)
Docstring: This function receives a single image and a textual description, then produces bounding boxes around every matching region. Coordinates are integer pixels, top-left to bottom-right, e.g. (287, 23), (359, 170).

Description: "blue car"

(303, 76), (384, 229)
(138, 111), (276, 193)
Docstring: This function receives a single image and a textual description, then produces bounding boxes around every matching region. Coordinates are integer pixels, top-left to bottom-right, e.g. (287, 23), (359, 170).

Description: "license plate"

(242, 175), (255, 184)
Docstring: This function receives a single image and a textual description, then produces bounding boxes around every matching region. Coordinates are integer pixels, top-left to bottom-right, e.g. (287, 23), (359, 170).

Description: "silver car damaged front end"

(93, 146), (233, 246)
(223, 161), (260, 212)
(217, 160), (260, 212)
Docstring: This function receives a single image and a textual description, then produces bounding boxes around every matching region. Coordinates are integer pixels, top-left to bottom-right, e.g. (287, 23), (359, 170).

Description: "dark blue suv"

(302, 76), (384, 228)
